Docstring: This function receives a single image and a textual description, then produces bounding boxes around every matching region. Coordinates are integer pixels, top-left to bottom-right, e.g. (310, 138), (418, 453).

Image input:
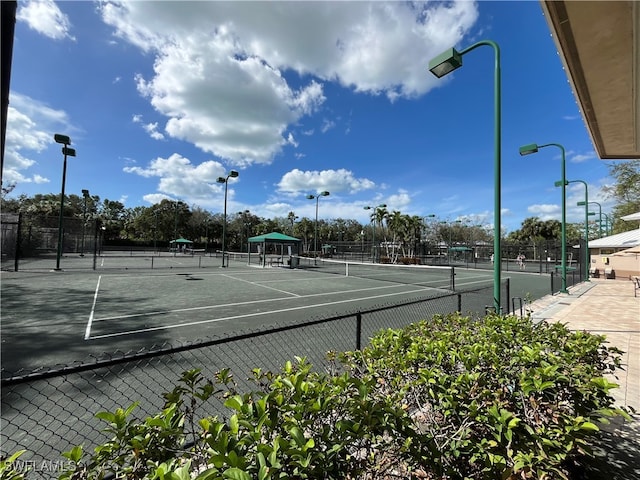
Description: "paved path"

(527, 278), (639, 479)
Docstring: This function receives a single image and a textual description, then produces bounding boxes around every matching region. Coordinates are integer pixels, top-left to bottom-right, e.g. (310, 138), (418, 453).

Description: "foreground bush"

(339, 313), (631, 478)
(58, 314), (631, 479)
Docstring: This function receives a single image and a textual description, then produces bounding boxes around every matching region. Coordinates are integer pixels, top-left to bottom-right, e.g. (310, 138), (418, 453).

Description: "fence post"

(505, 277), (510, 315)
(457, 293), (462, 313)
(356, 312), (362, 350)
(451, 266), (455, 291)
(15, 212), (22, 272)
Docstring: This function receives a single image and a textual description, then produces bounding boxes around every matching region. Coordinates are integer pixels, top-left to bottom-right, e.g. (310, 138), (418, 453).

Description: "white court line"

(87, 285), (433, 340)
(221, 273), (301, 297)
(92, 282), (411, 323)
(84, 275), (102, 340)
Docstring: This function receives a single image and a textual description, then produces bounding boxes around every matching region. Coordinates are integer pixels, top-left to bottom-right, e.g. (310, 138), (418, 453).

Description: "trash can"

(289, 256), (299, 269)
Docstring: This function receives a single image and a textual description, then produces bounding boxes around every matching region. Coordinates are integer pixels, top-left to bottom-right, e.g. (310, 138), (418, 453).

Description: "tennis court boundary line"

(86, 285), (437, 341)
(84, 275), (102, 340)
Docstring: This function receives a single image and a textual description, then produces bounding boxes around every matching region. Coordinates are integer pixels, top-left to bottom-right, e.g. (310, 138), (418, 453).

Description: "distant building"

(587, 229), (640, 279)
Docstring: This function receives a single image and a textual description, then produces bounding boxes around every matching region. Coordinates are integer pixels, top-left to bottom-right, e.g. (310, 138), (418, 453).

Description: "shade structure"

(248, 232), (302, 268)
(170, 238), (193, 244)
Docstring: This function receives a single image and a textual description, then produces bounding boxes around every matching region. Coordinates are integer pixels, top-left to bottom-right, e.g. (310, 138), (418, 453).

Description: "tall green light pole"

(364, 204), (386, 263)
(53, 134), (77, 271)
(557, 179), (589, 282)
(307, 191), (330, 265)
(578, 200), (602, 237)
(429, 40), (502, 312)
(520, 143), (568, 293)
(217, 170), (239, 267)
(80, 189), (90, 257)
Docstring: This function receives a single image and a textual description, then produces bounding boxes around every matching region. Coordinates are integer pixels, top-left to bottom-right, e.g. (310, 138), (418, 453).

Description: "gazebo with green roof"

(248, 232), (302, 268)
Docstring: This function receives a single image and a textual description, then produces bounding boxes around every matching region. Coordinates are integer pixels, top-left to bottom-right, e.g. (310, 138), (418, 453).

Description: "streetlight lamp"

(364, 203), (386, 263)
(53, 134), (77, 271)
(557, 179), (589, 282)
(429, 40), (502, 312)
(80, 189), (90, 257)
(217, 170), (239, 267)
(307, 191), (330, 265)
(520, 143), (568, 293)
(577, 201), (603, 237)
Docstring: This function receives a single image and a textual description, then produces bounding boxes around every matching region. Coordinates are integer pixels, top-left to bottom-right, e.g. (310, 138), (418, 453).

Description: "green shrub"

(57, 314), (631, 479)
(339, 313), (631, 478)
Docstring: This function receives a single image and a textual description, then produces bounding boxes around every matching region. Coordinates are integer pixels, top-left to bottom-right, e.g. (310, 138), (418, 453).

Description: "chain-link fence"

(1, 214), (99, 271)
(1, 282), (504, 472)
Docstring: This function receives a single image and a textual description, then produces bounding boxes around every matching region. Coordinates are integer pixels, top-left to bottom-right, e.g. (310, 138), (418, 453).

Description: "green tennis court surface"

(1, 259), (550, 374)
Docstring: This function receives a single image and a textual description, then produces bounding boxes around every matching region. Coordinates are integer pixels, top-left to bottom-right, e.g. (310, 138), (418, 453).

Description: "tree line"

(1, 158), (637, 257)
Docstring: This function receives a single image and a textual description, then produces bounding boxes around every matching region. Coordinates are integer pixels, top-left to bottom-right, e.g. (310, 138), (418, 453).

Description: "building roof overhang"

(541, 1), (639, 159)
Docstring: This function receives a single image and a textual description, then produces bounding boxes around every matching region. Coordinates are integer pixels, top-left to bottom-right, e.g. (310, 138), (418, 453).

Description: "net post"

(356, 312), (362, 350)
(457, 293), (462, 313)
(346, 262), (349, 277)
(151, 256), (154, 269)
(451, 266), (455, 290)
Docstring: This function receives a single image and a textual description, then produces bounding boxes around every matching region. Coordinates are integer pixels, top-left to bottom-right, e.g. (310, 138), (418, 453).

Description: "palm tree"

(387, 210), (405, 263)
(287, 211), (298, 236)
(371, 206), (389, 260)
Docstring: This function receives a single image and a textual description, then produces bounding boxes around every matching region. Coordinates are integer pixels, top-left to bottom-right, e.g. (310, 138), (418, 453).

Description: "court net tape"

(291, 256), (455, 290)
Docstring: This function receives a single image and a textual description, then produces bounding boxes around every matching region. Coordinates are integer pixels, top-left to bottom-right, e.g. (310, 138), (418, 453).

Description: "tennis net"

(292, 256), (455, 290)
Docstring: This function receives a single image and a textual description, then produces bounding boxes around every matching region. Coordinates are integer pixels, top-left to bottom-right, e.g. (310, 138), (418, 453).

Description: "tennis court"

(0, 255), (513, 374)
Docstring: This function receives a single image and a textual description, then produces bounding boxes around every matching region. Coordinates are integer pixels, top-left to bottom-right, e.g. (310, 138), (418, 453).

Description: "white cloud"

(143, 122), (165, 140)
(100, 1), (478, 165)
(277, 168), (376, 195)
(123, 153), (231, 205)
(385, 190), (412, 211)
(17, 0), (75, 41)
(528, 204), (560, 221)
(321, 119), (336, 133)
(3, 94), (71, 186)
(569, 151), (596, 163)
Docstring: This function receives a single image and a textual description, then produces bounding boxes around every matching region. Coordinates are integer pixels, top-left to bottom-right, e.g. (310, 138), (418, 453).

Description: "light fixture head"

(364, 206), (372, 210)
(577, 201), (586, 206)
(54, 134), (70, 145)
(82, 189), (89, 196)
(320, 191), (330, 197)
(519, 143), (539, 156)
(216, 177), (226, 184)
(62, 147), (76, 157)
(554, 180), (568, 187)
(306, 194), (315, 200)
(229, 170), (239, 178)
(378, 203), (386, 208)
(428, 47), (463, 78)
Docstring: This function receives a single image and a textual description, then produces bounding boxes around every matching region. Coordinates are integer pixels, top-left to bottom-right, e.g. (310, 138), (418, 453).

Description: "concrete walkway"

(526, 278), (639, 479)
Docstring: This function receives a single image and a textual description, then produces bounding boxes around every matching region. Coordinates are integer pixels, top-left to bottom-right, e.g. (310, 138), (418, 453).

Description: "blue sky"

(5, 0), (617, 232)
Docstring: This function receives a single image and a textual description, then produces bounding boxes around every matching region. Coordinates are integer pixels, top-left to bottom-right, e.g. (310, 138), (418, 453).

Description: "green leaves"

(55, 314), (629, 480)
